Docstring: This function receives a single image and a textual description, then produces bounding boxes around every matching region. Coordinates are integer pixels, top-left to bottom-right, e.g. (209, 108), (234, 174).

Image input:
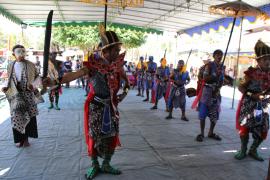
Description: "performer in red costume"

(44, 31), (129, 179)
(235, 40), (270, 161)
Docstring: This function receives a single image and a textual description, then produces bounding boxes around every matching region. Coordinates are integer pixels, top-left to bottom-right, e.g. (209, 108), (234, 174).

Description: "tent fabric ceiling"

(0, 0), (269, 33)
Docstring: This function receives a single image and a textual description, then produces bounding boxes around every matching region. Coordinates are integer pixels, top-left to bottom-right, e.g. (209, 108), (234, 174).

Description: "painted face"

(14, 48), (26, 59)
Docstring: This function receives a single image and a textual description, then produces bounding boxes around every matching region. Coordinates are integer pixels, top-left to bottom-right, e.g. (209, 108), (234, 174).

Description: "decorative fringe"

(0, 5), (22, 24)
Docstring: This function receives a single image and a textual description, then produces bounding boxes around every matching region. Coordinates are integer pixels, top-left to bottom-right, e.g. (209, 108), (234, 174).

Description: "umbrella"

(80, 0), (144, 30)
(208, 0), (269, 109)
(209, 1), (269, 20)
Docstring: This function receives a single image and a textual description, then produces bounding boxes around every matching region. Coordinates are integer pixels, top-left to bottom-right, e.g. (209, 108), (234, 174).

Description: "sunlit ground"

(0, 168), (10, 176)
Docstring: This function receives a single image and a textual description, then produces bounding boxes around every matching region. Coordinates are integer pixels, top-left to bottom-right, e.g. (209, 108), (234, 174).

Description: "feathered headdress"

(255, 40), (270, 60)
(99, 24), (122, 50)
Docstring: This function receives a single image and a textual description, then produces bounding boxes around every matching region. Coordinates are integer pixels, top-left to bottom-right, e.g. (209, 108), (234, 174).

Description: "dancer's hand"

(1, 87), (8, 93)
(28, 84), (34, 91)
(42, 77), (53, 87)
(251, 93), (264, 101)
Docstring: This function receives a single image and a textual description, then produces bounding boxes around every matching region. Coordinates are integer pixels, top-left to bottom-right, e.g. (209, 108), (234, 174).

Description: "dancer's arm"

(238, 75), (250, 94)
(44, 67), (89, 87)
(239, 75), (263, 100)
(60, 67), (89, 84)
(117, 68), (130, 103)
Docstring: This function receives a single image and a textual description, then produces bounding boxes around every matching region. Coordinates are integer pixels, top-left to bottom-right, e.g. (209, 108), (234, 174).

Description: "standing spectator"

(75, 60), (82, 88)
(169, 63), (174, 74)
(194, 67), (198, 79)
(123, 61), (128, 72)
(63, 57), (72, 88)
(190, 66), (194, 78)
(75, 59), (85, 88)
(35, 56), (41, 75)
(132, 62), (136, 71)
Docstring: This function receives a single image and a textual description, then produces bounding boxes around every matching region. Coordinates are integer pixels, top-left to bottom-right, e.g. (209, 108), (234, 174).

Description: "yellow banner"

(81, 0), (144, 7)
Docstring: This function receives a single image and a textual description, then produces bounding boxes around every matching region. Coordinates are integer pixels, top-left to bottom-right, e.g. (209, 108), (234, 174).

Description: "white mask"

(14, 48), (26, 58)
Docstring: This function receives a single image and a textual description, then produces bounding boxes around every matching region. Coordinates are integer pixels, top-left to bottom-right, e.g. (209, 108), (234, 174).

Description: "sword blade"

(43, 10), (54, 79)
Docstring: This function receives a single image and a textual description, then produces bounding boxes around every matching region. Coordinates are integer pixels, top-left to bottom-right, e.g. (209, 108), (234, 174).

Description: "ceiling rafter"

(0, 0), (269, 33)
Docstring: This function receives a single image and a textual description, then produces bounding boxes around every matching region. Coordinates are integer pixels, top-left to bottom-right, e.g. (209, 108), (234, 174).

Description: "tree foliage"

(52, 26), (147, 50)
(0, 30), (7, 49)
(0, 28), (20, 50)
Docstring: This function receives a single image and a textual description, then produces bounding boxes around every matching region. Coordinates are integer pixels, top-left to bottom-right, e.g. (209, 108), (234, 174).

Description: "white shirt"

(14, 61), (24, 82)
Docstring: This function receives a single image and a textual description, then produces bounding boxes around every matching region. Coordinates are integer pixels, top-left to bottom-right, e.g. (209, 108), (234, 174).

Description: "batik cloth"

(144, 61), (157, 90)
(167, 70), (189, 110)
(198, 61), (224, 123)
(236, 67), (270, 139)
(5, 61), (39, 134)
(156, 66), (170, 100)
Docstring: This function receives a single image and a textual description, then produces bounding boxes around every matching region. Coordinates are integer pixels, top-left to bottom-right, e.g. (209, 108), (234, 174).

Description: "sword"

(43, 10), (54, 79)
(41, 10), (54, 95)
(163, 49), (167, 58)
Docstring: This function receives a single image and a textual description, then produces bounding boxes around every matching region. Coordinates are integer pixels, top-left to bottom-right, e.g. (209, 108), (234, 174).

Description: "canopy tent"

(0, 0), (269, 35)
(185, 3), (270, 36)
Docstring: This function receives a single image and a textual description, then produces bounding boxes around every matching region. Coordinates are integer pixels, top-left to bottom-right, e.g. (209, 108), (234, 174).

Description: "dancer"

(2, 45), (39, 147)
(235, 40), (270, 161)
(136, 56), (146, 97)
(151, 58), (170, 110)
(143, 56), (157, 102)
(166, 60), (190, 120)
(195, 50), (225, 142)
(44, 31), (129, 179)
(47, 49), (63, 110)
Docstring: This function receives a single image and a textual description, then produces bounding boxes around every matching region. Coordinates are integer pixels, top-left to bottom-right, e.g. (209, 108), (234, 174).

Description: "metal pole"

(222, 17), (237, 66)
(231, 17), (243, 109)
(104, 0), (108, 29)
(175, 35), (177, 67)
(21, 27), (24, 44)
(267, 158), (270, 180)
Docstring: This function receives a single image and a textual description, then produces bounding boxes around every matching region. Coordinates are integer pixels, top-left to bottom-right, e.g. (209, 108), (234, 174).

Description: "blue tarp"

(185, 3), (270, 36)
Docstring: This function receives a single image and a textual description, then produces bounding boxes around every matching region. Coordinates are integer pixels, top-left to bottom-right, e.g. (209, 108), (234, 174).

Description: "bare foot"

(23, 139), (30, 147)
(15, 141), (24, 148)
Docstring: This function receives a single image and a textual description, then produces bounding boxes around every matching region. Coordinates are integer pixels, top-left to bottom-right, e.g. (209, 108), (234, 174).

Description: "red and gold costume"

(234, 40), (270, 161)
(83, 52), (125, 157)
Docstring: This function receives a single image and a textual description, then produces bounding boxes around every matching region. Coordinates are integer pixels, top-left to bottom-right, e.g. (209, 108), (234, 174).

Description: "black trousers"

(49, 90), (59, 104)
(12, 116), (38, 143)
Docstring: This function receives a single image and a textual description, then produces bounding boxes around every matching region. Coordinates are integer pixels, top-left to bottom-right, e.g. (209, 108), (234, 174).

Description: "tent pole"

(104, 0), (108, 29)
(231, 17), (243, 109)
(222, 17), (237, 66)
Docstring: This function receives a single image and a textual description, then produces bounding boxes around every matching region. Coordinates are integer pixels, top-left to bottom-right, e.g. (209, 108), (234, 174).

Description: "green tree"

(52, 26), (147, 50)
(0, 28), (7, 49)
(0, 28), (20, 50)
